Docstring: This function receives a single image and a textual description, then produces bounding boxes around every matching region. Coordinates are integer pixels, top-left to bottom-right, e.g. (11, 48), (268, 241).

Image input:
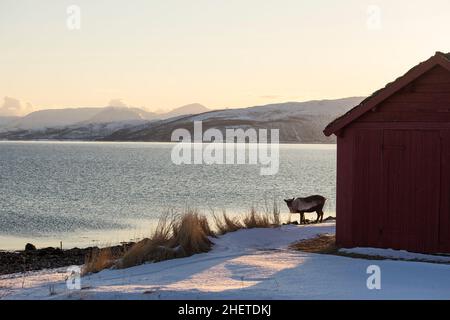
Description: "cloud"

(0, 96), (33, 116)
(107, 99), (129, 108)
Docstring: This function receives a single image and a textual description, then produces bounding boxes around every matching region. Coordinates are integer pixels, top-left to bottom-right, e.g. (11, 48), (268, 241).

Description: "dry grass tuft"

(118, 210), (214, 269)
(117, 238), (154, 268)
(118, 213), (175, 268)
(198, 214), (215, 238)
(151, 213), (175, 245)
(271, 200), (281, 226)
(242, 207), (271, 229)
(172, 211), (213, 255)
(212, 211), (243, 235)
(289, 234), (337, 254)
(83, 247), (115, 275)
(85, 204), (283, 273)
(290, 234), (388, 261)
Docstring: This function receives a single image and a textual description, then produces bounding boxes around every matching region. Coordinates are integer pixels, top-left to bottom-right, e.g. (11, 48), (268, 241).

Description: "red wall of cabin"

(336, 65), (450, 253)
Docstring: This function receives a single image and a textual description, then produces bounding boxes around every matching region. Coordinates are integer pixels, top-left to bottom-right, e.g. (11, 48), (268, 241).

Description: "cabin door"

(382, 130), (440, 253)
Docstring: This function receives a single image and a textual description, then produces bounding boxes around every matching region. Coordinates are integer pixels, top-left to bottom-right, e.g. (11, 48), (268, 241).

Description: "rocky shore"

(0, 243), (134, 275)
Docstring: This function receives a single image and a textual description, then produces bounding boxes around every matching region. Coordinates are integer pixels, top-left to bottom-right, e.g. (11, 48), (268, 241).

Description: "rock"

(66, 247), (84, 256)
(153, 246), (178, 261)
(25, 243), (36, 251)
(38, 247), (63, 256)
(1, 242), (136, 276)
(174, 245), (187, 258)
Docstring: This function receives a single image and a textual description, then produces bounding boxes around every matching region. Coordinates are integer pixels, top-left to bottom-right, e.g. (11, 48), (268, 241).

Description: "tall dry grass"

(172, 211), (213, 254)
(212, 211), (243, 235)
(83, 247), (115, 275)
(271, 200), (281, 226)
(213, 202), (280, 233)
(85, 203), (283, 273)
(118, 213), (176, 268)
(118, 210), (214, 269)
(242, 207), (271, 228)
(242, 200), (281, 229)
(262, 198), (281, 226)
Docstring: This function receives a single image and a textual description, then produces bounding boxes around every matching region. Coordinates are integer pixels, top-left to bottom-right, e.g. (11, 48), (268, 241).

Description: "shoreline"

(0, 242), (135, 276)
(0, 219), (337, 275)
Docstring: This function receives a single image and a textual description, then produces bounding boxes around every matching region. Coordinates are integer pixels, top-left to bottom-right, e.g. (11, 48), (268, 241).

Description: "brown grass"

(262, 198), (280, 226)
(242, 207), (271, 229)
(151, 213), (175, 245)
(198, 214), (215, 238)
(172, 211), (213, 254)
(289, 234), (389, 262)
(290, 234), (450, 264)
(117, 239), (155, 268)
(118, 210), (214, 269)
(212, 211), (243, 235)
(85, 205), (283, 273)
(289, 234), (338, 254)
(290, 234), (396, 261)
(271, 200), (281, 226)
(118, 213), (175, 268)
(83, 247), (115, 275)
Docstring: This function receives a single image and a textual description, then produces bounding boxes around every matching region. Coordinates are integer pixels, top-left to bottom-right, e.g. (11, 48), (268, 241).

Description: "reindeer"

(284, 195), (326, 224)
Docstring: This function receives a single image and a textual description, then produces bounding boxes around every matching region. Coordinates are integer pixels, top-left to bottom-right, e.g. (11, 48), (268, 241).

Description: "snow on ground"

(1, 222), (450, 300)
(340, 247), (450, 263)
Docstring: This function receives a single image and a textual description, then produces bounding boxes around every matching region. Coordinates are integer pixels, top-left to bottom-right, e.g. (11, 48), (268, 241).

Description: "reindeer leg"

(317, 210), (324, 223)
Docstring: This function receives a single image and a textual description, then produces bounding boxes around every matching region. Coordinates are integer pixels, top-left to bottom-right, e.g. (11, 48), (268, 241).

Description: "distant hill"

(159, 103), (209, 119)
(0, 103), (208, 131)
(4, 108), (104, 130)
(0, 116), (20, 127)
(103, 97), (365, 143)
(0, 98), (365, 143)
(84, 106), (158, 124)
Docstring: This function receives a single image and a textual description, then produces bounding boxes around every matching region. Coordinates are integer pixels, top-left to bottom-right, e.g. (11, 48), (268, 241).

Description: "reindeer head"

(284, 198), (295, 213)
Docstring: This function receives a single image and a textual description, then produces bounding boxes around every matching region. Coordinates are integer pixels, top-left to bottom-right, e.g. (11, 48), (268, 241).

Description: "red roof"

(324, 52), (450, 136)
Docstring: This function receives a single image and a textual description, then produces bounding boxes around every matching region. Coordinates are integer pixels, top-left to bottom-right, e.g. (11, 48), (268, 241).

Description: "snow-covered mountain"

(0, 116), (19, 127)
(0, 98), (365, 143)
(82, 107), (158, 124)
(3, 107), (158, 130)
(103, 97), (365, 143)
(1, 104), (208, 131)
(159, 103), (209, 119)
(5, 108), (104, 130)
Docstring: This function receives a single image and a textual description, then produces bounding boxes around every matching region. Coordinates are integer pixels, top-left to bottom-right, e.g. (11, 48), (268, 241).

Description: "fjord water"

(0, 141), (336, 250)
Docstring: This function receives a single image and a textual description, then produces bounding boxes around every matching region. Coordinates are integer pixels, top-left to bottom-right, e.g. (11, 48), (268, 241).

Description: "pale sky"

(0, 0), (449, 114)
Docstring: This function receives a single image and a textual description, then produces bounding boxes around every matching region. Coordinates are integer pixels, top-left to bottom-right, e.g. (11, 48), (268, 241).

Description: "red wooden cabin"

(324, 52), (450, 254)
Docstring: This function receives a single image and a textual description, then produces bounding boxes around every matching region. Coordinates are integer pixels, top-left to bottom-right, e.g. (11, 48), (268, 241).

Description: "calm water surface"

(0, 141), (336, 249)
